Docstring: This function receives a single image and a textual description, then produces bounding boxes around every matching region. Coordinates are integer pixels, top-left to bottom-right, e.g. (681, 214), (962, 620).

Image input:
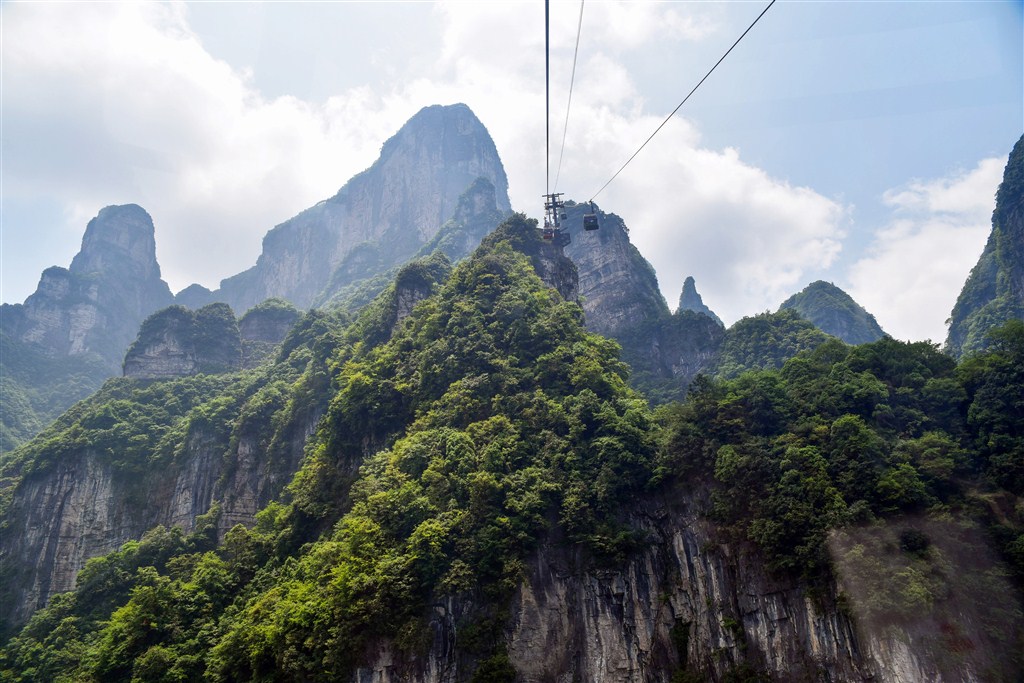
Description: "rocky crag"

(0, 205), (174, 451)
(677, 275), (724, 326)
(180, 103), (512, 313)
(946, 134), (1024, 357)
(563, 202), (724, 401)
(779, 281), (886, 345)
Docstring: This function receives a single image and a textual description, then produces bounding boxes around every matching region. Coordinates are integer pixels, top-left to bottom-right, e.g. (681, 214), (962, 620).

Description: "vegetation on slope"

(778, 280), (885, 345)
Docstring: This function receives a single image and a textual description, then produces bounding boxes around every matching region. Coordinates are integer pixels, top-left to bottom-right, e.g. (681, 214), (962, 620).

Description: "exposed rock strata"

(352, 496), (997, 682)
(123, 304), (242, 379)
(0, 410), (321, 628)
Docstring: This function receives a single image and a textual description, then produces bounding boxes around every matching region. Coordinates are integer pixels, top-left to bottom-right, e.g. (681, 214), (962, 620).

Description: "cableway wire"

(553, 0), (586, 193)
(589, 0), (776, 202)
(546, 0), (551, 195)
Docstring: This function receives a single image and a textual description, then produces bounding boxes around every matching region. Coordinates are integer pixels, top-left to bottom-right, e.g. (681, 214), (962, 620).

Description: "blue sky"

(2, 1), (1021, 341)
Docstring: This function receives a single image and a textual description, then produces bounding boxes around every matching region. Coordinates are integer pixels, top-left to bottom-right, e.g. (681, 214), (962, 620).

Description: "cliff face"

(352, 493), (989, 683)
(3, 205), (173, 365)
(197, 104), (511, 313)
(779, 281), (885, 346)
(0, 411), (319, 628)
(946, 134), (1024, 357)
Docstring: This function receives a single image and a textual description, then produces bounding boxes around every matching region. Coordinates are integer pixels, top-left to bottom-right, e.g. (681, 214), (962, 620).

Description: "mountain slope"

(779, 280), (886, 345)
(946, 134), (1024, 357)
(562, 203), (723, 401)
(2, 217), (1022, 681)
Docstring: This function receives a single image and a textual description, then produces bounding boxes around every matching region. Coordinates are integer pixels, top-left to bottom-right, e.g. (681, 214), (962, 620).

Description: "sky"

(2, 0), (1021, 343)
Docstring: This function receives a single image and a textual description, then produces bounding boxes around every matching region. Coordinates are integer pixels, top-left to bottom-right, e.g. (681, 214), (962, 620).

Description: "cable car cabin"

(542, 225), (556, 240)
(583, 212), (599, 231)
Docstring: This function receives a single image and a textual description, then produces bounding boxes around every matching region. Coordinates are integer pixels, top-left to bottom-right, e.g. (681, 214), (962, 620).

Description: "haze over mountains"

(1, 105), (1022, 681)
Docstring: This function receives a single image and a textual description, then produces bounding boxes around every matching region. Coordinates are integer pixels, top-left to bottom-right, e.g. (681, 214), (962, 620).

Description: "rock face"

(0, 410), (320, 629)
(677, 275), (724, 327)
(3, 204), (173, 366)
(0, 205), (174, 451)
(779, 281), (885, 345)
(562, 204), (723, 400)
(189, 104), (511, 313)
(352, 493), (983, 682)
(563, 203), (667, 337)
(946, 134), (1024, 357)
(123, 304), (242, 379)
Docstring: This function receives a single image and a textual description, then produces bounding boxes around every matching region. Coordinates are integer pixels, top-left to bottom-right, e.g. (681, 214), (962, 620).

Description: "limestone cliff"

(3, 205), (173, 364)
(946, 134), (1024, 357)
(779, 280), (885, 345)
(352, 492), (1008, 682)
(192, 104), (511, 313)
(0, 205), (173, 451)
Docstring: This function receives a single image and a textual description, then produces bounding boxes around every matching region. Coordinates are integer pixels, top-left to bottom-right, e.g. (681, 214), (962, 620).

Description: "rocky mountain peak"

(677, 275), (724, 327)
(778, 280), (885, 345)
(69, 204), (163, 282)
(204, 103), (512, 313)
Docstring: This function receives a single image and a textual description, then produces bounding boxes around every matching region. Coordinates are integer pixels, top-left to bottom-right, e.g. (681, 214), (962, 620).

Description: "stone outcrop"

(946, 134), (1024, 357)
(779, 280), (885, 345)
(187, 104), (511, 313)
(123, 303), (242, 378)
(677, 275), (724, 327)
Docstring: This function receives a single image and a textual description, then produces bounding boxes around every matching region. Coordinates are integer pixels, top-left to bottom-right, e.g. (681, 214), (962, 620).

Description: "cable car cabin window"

(583, 213), (599, 231)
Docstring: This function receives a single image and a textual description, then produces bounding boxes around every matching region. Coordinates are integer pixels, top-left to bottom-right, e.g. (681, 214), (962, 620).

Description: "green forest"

(1, 215), (1023, 681)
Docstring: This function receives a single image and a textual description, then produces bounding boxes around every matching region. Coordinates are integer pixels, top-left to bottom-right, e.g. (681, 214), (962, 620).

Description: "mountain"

(0, 205), (174, 451)
(562, 203), (723, 401)
(779, 280), (886, 345)
(2, 214), (1021, 680)
(181, 103), (512, 313)
(946, 134), (1024, 357)
(677, 275), (724, 326)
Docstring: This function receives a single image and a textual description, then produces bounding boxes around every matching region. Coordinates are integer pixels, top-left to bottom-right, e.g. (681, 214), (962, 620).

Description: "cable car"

(583, 202), (599, 231)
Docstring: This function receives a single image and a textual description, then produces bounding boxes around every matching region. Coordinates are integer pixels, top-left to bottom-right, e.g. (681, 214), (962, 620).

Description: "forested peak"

(714, 308), (835, 379)
(779, 280), (885, 345)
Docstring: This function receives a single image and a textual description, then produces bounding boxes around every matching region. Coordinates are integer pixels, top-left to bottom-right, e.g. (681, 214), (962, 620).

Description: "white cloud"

(846, 157), (1004, 342)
